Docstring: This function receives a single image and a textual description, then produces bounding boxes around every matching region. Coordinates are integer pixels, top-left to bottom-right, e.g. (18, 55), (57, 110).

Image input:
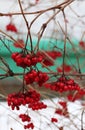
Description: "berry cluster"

(29, 102), (47, 110)
(45, 76), (80, 93)
(6, 23), (17, 33)
(24, 123), (34, 129)
(19, 114), (31, 122)
(57, 64), (72, 73)
(67, 88), (85, 102)
(7, 90), (47, 111)
(58, 101), (67, 108)
(55, 108), (69, 118)
(11, 52), (43, 68)
(19, 114), (34, 129)
(37, 51), (62, 60)
(24, 70), (49, 86)
(37, 51), (62, 66)
(55, 101), (69, 118)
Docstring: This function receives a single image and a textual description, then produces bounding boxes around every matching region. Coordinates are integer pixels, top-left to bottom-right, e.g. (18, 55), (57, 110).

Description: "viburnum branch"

(18, 0), (33, 52)
(57, 21), (82, 76)
(30, 13), (42, 28)
(30, 0), (67, 29)
(0, 39), (12, 53)
(33, 0), (74, 52)
(62, 9), (67, 76)
(69, 5), (80, 17)
(22, 68), (26, 93)
(46, 72), (85, 77)
(53, 43), (77, 72)
(81, 31), (85, 41)
(0, 94), (6, 100)
(0, 0), (74, 17)
(0, 72), (85, 77)
(35, 23), (47, 51)
(45, 0), (74, 25)
(81, 110), (85, 130)
(0, 29), (17, 43)
(0, 56), (14, 76)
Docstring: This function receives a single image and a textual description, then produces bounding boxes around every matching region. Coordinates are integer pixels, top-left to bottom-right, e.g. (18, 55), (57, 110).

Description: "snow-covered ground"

(0, 98), (85, 130)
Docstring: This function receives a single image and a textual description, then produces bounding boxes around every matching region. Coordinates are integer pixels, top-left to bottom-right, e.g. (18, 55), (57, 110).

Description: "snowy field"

(0, 99), (85, 130)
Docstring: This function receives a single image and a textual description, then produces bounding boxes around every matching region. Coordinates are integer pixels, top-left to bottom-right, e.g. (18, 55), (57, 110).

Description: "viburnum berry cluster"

(55, 101), (69, 118)
(24, 70), (49, 86)
(19, 114), (31, 122)
(11, 52), (43, 68)
(19, 114), (34, 129)
(6, 23), (17, 33)
(45, 76), (80, 93)
(67, 88), (85, 102)
(37, 51), (62, 66)
(7, 89), (47, 111)
(24, 123), (34, 129)
(37, 51), (62, 60)
(57, 64), (72, 73)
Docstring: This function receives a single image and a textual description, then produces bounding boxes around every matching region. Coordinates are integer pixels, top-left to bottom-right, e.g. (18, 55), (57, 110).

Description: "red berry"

(51, 118), (58, 123)
(11, 52), (18, 58)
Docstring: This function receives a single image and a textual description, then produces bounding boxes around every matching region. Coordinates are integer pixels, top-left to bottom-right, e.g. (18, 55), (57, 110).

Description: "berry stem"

(62, 10), (67, 76)
(81, 110), (84, 130)
(18, 0), (33, 53)
(0, 38), (12, 53)
(22, 68), (26, 93)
